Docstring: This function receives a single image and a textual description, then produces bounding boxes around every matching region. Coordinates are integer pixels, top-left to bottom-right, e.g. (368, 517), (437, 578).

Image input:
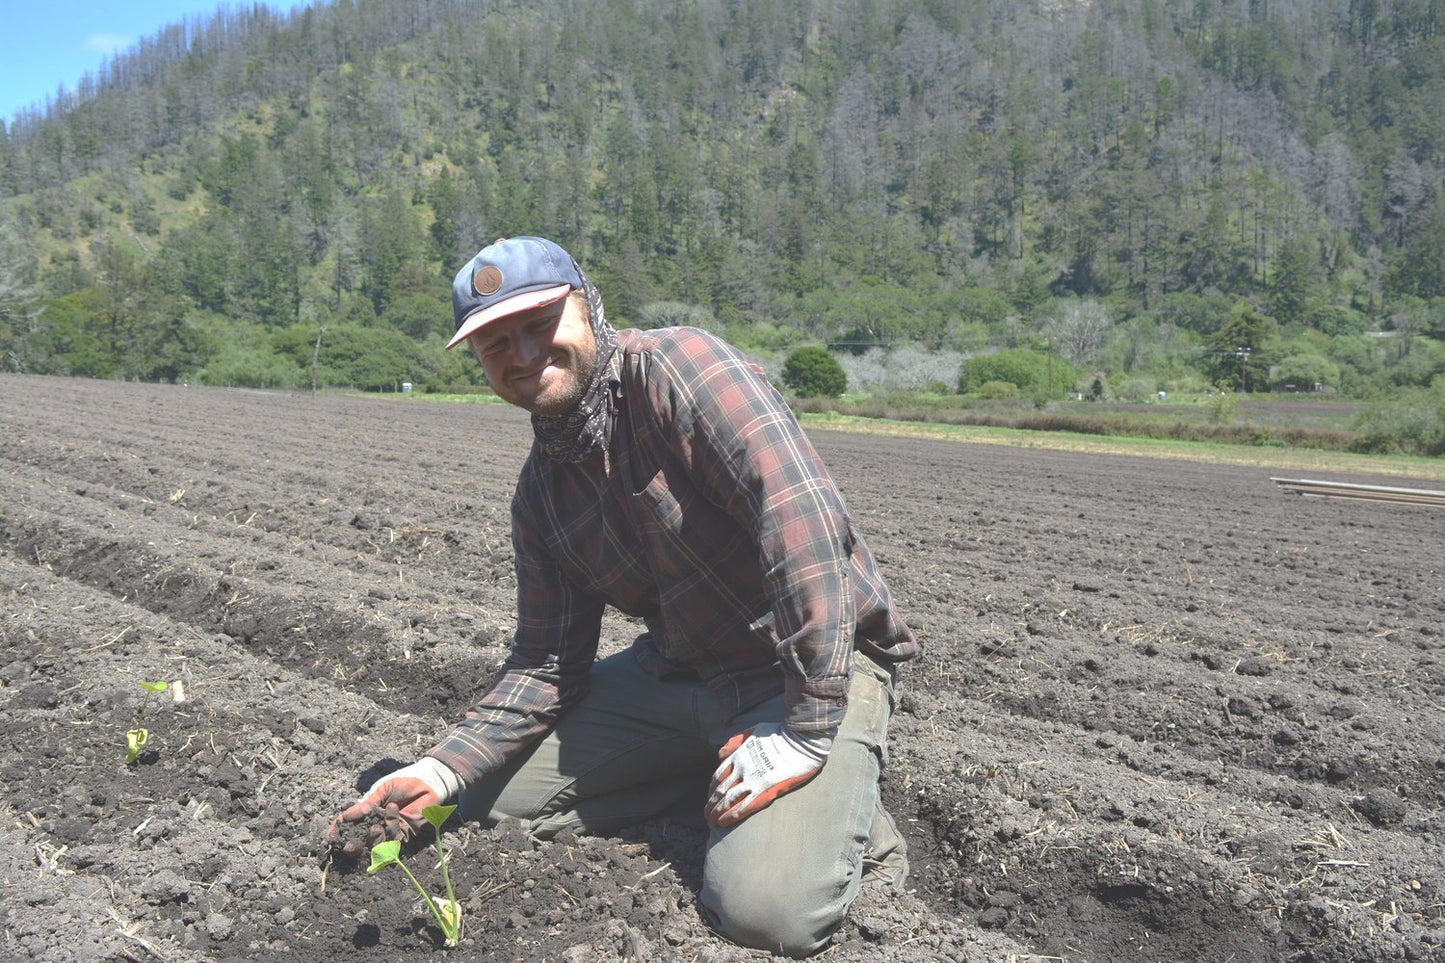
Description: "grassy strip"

(367, 390), (1443, 482)
(364, 390), (508, 405)
(797, 411), (1445, 482)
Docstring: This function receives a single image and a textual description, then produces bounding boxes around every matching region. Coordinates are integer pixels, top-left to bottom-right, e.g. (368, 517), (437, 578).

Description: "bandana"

(531, 268), (620, 463)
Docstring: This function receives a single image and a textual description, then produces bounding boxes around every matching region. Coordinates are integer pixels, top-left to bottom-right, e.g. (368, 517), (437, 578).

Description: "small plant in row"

(125, 679), (169, 765)
(368, 804), (462, 948)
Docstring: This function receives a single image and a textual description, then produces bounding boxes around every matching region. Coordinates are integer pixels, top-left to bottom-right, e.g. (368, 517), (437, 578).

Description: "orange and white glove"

(329, 757), (462, 852)
(705, 723), (833, 828)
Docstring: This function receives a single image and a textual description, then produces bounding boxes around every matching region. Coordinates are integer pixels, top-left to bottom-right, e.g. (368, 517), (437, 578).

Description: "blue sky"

(1, 1), (287, 124)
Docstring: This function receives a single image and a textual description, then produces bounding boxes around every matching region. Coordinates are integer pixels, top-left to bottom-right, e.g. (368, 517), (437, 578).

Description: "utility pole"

(1235, 346), (1251, 392)
(311, 324), (326, 397)
(1046, 336), (1053, 396)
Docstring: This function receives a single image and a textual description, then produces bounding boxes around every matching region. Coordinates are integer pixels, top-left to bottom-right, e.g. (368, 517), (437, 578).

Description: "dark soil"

(2, 374), (1442, 962)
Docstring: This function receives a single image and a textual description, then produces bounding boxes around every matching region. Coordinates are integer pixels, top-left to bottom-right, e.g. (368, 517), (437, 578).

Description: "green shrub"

(1207, 388), (1238, 424)
(1310, 305), (1369, 337)
(423, 383), (493, 395)
(1114, 376), (1158, 402)
(974, 380), (1020, 400)
(636, 301), (720, 333)
(382, 292), (450, 341)
(272, 323), (432, 391)
(429, 334), (490, 389)
(959, 348), (1075, 398)
(725, 320), (799, 353)
(782, 346), (847, 398)
(1272, 353), (1341, 391)
(1350, 380), (1445, 455)
(195, 344), (304, 388)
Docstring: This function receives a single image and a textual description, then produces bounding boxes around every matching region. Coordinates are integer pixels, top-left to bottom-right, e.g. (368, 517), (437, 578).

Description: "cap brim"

(445, 284), (573, 350)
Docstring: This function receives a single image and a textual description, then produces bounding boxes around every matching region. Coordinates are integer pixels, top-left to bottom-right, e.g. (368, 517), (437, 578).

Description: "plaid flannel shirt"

(428, 328), (916, 783)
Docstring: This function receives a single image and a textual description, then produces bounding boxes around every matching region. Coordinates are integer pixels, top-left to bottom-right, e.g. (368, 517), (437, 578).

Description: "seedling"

(368, 804), (462, 948)
(125, 679), (168, 764)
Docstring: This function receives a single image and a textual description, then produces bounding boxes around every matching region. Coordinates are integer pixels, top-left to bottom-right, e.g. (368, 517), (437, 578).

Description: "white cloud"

(83, 33), (132, 55)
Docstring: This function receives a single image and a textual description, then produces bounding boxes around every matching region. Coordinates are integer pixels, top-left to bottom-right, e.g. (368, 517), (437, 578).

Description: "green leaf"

(422, 803), (456, 832)
(125, 727), (148, 764)
(367, 839), (402, 873)
(138, 680), (169, 694)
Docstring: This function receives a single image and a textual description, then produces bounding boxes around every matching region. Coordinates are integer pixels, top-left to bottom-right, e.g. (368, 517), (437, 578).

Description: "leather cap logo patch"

(474, 265), (503, 296)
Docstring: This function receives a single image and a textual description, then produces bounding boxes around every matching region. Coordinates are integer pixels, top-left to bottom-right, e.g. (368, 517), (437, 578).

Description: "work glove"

(328, 757), (463, 853)
(705, 723), (833, 829)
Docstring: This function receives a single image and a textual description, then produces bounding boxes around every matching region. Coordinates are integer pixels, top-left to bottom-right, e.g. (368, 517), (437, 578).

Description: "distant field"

(387, 388), (1440, 479)
(1090, 396), (1366, 428)
(793, 410), (1445, 482)
(787, 390), (1425, 458)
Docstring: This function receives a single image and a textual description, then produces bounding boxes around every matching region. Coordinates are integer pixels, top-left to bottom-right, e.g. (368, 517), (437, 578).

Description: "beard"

(523, 344), (598, 417)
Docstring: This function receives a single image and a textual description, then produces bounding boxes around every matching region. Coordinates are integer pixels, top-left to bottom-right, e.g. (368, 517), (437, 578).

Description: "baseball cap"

(447, 236), (584, 350)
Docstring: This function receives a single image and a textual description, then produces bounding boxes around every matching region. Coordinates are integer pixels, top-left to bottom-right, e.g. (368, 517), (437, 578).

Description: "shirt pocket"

(633, 468), (685, 537)
(632, 464), (751, 591)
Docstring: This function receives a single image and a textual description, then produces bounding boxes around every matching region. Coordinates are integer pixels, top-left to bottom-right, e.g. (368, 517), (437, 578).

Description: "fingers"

(705, 729), (756, 827)
(708, 729), (752, 792)
(705, 764), (823, 828)
(324, 817), (350, 850)
(705, 781), (772, 828)
(717, 729), (751, 761)
(373, 803), (418, 842)
(709, 754), (735, 787)
(704, 771), (751, 827)
(328, 781), (430, 856)
(705, 777), (743, 808)
(327, 802), (418, 855)
(706, 762), (742, 804)
(704, 790), (748, 827)
(326, 795), (380, 854)
(357, 778), (432, 817)
(325, 812), (374, 856)
(706, 802), (741, 828)
(705, 784), (753, 828)
(331, 792), (388, 837)
(337, 798), (375, 824)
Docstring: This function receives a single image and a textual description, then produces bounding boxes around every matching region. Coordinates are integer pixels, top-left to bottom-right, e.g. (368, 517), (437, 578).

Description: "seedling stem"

(125, 679), (168, 764)
(368, 803), (461, 948)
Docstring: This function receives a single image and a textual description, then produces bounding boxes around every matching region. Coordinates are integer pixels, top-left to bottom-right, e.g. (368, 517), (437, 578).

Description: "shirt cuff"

(783, 682), (850, 734)
(415, 755), (465, 801)
(425, 733), (506, 787)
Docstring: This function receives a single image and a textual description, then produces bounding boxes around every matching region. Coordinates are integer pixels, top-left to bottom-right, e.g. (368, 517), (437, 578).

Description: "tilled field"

(2, 373), (1442, 962)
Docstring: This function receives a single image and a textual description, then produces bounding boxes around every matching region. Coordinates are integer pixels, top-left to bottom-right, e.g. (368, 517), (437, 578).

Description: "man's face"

(467, 293), (597, 416)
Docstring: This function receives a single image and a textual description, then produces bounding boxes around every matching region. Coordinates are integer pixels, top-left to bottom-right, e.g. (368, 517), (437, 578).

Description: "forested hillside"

(0, 0), (1442, 416)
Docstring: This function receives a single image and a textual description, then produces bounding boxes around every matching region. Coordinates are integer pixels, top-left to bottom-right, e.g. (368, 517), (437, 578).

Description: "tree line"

(0, 0), (1441, 407)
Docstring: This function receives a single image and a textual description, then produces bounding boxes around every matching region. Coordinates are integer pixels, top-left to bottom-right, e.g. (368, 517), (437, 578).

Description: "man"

(331, 236), (917, 956)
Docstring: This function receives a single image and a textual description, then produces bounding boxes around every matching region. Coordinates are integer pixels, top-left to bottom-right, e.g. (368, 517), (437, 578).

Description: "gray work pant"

(456, 649), (906, 957)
